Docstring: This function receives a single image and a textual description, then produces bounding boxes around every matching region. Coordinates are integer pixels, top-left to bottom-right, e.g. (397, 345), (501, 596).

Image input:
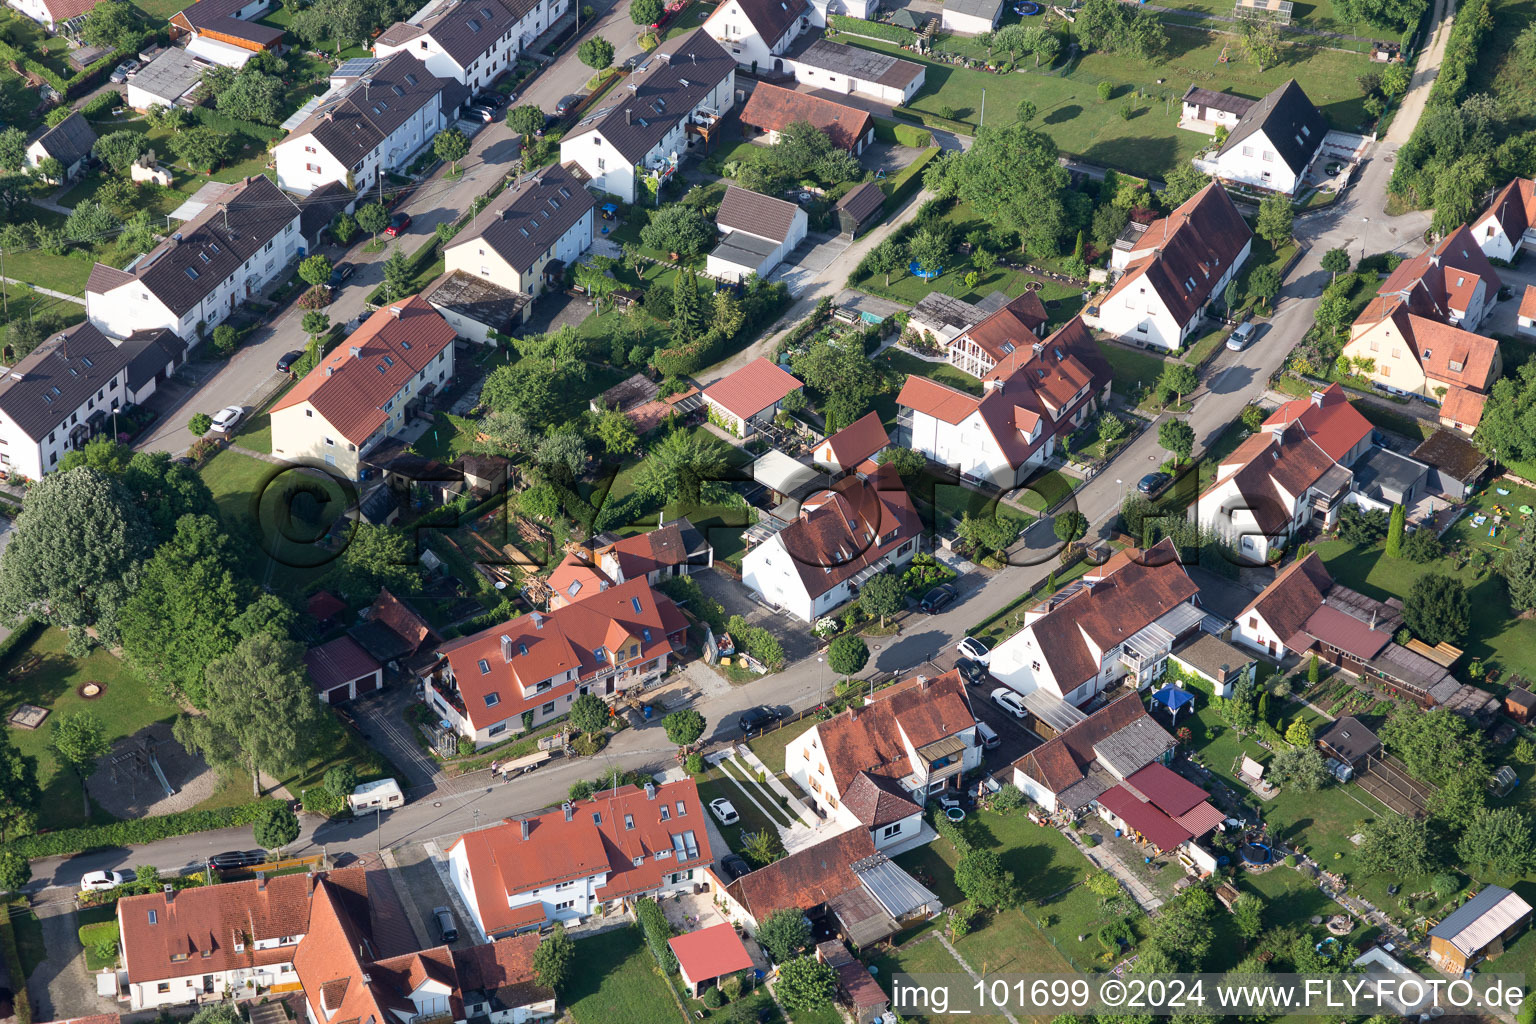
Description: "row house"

(897, 316), (1111, 490)
(447, 779), (711, 937)
(269, 295), (457, 479)
(443, 163), (596, 300)
(86, 176), (302, 345)
(375, 0), (566, 89)
(426, 576), (688, 746)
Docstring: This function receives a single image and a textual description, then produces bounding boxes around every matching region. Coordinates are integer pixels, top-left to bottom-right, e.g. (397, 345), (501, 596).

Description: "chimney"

(1216, 665), (1228, 683)
(349, 345), (361, 358)
(645, 781), (656, 800)
(325, 365), (334, 377)
(1310, 389), (1325, 408)
(257, 871), (266, 892)
(500, 633), (515, 661)
(625, 108), (632, 125)
(562, 802), (574, 821)
(982, 378), (1005, 392)
(389, 306), (402, 319)
(532, 611), (544, 630)
(521, 818), (532, 839)
(163, 883), (174, 903)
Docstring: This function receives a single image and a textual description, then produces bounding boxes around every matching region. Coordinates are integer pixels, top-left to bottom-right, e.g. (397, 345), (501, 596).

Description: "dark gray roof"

(836, 181), (884, 223)
(173, 0), (285, 47)
(0, 322), (127, 441)
(1315, 715), (1380, 764)
(378, 0), (543, 69)
(120, 328), (186, 390)
(1170, 632), (1254, 682)
(87, 175), (300, 318)
(1181, 85), (1255, 117)
(710, 231), (779, 269)
(573, 30), (734, 164)
(1351, 446), (1429, 503)
(717, 185), (800, 244)
(1217, 78), (1327, 176)
(289, 53), (466, 171)
(911, 291), (986, 332)
(727, 0), (811, 48)
(447, 163), (594, 274)
(944, 0), (1004, 21)
(795, 39), (923, 91)
(297, 181), (356, 245)
(126, 48), (205, 104)
(34, 112), (96, 167)
(423, 270), (531, 332)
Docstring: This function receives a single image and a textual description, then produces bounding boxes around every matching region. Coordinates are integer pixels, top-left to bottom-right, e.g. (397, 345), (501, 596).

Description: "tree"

(955, 848), (1016, 910)
(640, 203), (714, 257)
(1053, 509), (1087, 544)
(1337, 502), (1389, 545)
(173, 633), (323, 795)
(0, 731), (39, 844)
(866, 238), (904, 286)
(1315, 291), (1353, 338)
(532, 922), (575, 990)
(81, 0), (141, 49)
(1230, 892), (1264, 941)
(1084, 870), (1121, 901)
(324, 763), (359, 800)
(171, 128), (231, 173)
(907, 229), (948, 279)
(333, 523), (420, 598)
(1248, 263), (1281, 307)
(1321, 247), (1352, 283)
(858, 572), (903, 627)
(1158, 418), (1194, 463)
(1161, 165), (1210, 208)
(957, 510), (1020, 559)
(1380, 708), (1488, 827)
(756, 907), (811, 963)
(95, 130), (149, 176)
(253, 801), (301, 852)
(662, 708), (705, 747)
(1501, 528), (1536, 612)
(217, 71), (285, 125)
(742, 828), (783, 867)
(1285, 718), (1312, 746)
(1457, 807), (1536, 878)
(189, 412), (213, 436)
(570, 693), (608, 736)
(0, 127), (25, 172)
(1385, 503), (1405, 557)
(1159, 362), (1198, 405)
(631, 0), (663, 22)
(1400, 526), (1440, 564)
(64, 201), (122, 244)
(0, 850), (29, 893)
(1356, 815), (1436, 876)
(302, 310), (331, 346)
(578, 35), (615, 70)
(636, 428), (728, 505)
(53, 712), (110, 818)
(382, 246), (413, 300)
(1402, 573), (1470, 645)
(357, 202), (390, 244)
(595, 408), (639, 455)
(828, 634), (869, 677)
(1432, 155), (1491, 237)
(927, 121), (1071, 257)
(877, 447), (927, 481)
(1266, 744), (1329, 791)
(331, 211), (359, 246)
(776, 956), (836, 1013)
(0, 469), (151, 645)
(299, 254), (334, 291)
(1255, 194), (1294, 248)
(1239, 19), (1280, 70)
(434, 128), (470, 174)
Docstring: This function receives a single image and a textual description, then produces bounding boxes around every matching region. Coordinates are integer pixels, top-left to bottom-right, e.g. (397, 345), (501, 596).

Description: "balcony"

(916, 735), (969, 785)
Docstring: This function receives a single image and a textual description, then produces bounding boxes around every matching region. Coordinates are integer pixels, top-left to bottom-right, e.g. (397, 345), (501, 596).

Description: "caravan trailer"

(349, 778), (405, 815)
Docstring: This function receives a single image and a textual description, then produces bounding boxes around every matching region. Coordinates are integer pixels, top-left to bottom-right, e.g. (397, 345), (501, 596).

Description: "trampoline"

(1314, 937), (1341, 960)
(946, 806), (967, 822)
(1239, 841), (1273, 865)
(1013, 1), (1042, 12)
(909, 260), (942, 280)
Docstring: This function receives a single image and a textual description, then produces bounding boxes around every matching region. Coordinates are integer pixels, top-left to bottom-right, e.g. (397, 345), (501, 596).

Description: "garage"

(305, 635), (384, 704)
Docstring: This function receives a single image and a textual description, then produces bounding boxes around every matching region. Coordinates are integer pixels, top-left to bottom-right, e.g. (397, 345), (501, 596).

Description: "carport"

(305, 635), (383, 704)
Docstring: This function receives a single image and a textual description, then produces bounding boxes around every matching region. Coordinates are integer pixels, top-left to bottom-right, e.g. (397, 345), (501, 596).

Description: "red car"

(385, 212), (411, 237)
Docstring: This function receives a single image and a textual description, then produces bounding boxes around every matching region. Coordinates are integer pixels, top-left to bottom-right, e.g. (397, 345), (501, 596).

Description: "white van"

(976, 721), (1001, 750)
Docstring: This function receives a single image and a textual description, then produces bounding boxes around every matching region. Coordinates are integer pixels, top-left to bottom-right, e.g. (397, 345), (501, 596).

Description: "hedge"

(0, 618), (41, 666)
(892, 105), (972, 135)
(0, 903), (31, 1024)
(635, 897), (678, 973)
(829, 14), (917, 43)
(1387, 0), (1492, 197)
(881, 146), (940, 215)
(9, 800), (280, 859)
(192, 106), (285, 143)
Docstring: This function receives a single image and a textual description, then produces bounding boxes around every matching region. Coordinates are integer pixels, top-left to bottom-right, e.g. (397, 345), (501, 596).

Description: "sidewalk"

(1060, 825), (1164, 913)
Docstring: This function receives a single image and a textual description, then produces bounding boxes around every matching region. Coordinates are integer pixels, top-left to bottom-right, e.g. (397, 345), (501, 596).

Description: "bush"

(8, 800), (281, 859)
(302, 785), (346, 817)
(634, 898), (677, 973)
(991, 783), (1025, 813)
(703, 987), (724, 1008)
(188, 412), (212, 436)
(829, 13), (916, 41)
(0, 903), (31, 1024)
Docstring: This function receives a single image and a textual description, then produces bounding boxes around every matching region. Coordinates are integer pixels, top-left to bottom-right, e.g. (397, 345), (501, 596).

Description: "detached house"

(1193, 383), (1372, 562)
(269, 295), (457, 479)
(897, 316), (1111, 489)
(443, 163), (596, 299)
(943, 291), (1050, 380)
(812, 410), (889, 476)
(447, 779), (711, 937)
(785, 671), (980, 850)
(427, 576), (687, 745)
(7, 0), (92, 31)
(375, 0), (564, 88)
(559, 30), (735, 204)
(740, 464), (921, 623)
(169, 0), (284, 67)
(738, 83), (874, 154)
(702, 356), (803, 436)
(1009, 693), (1175, 814)
(274, 53), (467, 196)
(1204, 79), (1328, 196)
(1098, 183), (1252, 351)
(1340, 227), (1503, 429)
(705, 185), (808, 283)
(548, 519), (714, 610)
(988, 540), (1203, 709)
(27, 112), (96, 183)
(1472, 177), (1536, 263)
(702, 0), (811, 73)
(86, 175), (302, 344)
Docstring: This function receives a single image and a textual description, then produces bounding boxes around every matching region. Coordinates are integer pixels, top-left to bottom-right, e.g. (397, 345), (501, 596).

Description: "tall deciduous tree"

(640, 204), (713, 257)
(1255, 194), (1294, 248)
(532, 922), (575, 989)
(954, 848), (1016, 910)
(1321, 247), (1352, 283)
(1356, 814), (1436, 876)
(636, 429), (728, 505)
(174, 633), (323, 795)
(1456, 806), (1536, 879)
(434, 128), (470, 174)
(53, 712), (110, 818)
(254, 801), (301, 851)
(926, 121), (1072, 257)
(858, 573), (903, 627)
(1500, 528), (1536, 612)
(578, 35), (615, 70)
(755, 908), (811, 963)
(1402, 573), (1470, 645)
(332, 523), (420, 599)
(356, 202), (390, 244)
(1158, 418), (1195, 462)
(865, 238), (904, 286)
(0, 730), (39, 844)
(775, 957), (836, 1013)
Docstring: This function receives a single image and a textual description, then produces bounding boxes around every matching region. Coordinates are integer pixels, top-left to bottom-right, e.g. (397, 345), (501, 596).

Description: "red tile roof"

(1440, 385), (1488, 429)
(1097, 785), (1192, 850)
(370, 588), (438, 654)
(548, 551), (612, 605)
(438, 577), (687, 730)
(1239, 552), (1332, 640)
(842, 771), (923, 827)
(668, 923), (754, 983)
(818, 411), (890, 472)
(451, 933), (553, 1011)
(1174, 801), (1226, 838)
(702, 357), (802, 421)
(1259, 383), (1371, 463)
(448, 780), (711, 936)
(1200, 424), (1341, 534)
(307, 589), (348, 622)
(812, 670), (974, 793)
(597, 519), (709, 582)
(1291, 604), (1391, 661)
(726, 828), (875, 921)
(1106, 184), (1252, 327)
(1521, 284), (1536, 321)
(1367, 225), (1502, 326)
(1123, 762), (1208, 817)
(774, 465), (921, 600)
(738, 83), (874, 152)
(1477, 178), (1536, 244)
(955, 292), (1048, 373)
(305, 635), (381, 694)
(271, 295), (456, 445)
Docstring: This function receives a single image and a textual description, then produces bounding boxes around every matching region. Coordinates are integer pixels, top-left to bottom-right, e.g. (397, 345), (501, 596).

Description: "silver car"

(1226, 321), (1257, 351)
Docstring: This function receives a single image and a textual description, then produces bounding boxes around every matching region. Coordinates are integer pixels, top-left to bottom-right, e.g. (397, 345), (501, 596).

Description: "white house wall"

(1213, 128), (1311, 195)
(374, 0), (565, 87)
(275, 94), (446, 196)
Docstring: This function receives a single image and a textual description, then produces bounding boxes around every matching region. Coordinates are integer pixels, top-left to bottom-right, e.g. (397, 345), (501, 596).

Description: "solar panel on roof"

(336, 57), (378, 78)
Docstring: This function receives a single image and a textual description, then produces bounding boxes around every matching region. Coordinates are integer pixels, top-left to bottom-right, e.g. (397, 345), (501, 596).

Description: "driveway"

(351, 685), (444, 791)
(690, 568), (818, 664)
(1474, 259), (1536, 338)
(29, 899), (115, 1021)
(771, 232), (850, 296)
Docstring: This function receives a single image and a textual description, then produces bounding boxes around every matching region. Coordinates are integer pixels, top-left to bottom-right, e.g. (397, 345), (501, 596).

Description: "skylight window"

(484, 693), (500, 707)
(467, 17), (481, 30)
(199, 252), (211, 263)
(631, 596), (643, 613)
(383, 355), (395, 366)
(478, 658), (490, 673)
(642, 628), (652, 643)
(624, 814), (635, 830)
(392, 84), (405, 96)
(377, 364), (388, 374)
(518, 642), (528, 656)
(404, 73), (418, 85)
(185, 267), (200, 279)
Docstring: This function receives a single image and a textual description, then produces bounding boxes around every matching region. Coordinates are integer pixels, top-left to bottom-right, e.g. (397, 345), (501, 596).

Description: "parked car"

(554, 96), (576, 116)
(920, 583), (957, 614)
(463, 105), (495, 123)
(385, 212), (411, 237)
(1226, 321), (1257, 351)
(975, 720), (1001, 750)
(738, 706), (781, 734)
(472, 90), (506, 109)
(209, 850), (265, 869)
(210, 405), (243, 432)
(276, 350), (303, 373)
(109, 63), (133, 83)
(79, 870), (130, 892)
(990, 687), (1027, 719)
(720, 853), (752, 881)
(1137, 471), (1171, 496)
(329, 261), (355, 286)
(956, 635), (990, 663)
(708, 798), (739, 826)
(955, 657), (987, 686)
(432, 906), (458, 943)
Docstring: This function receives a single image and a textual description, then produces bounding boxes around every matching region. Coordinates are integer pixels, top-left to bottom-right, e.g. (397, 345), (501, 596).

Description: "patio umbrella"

(1152, 684), (1195, 728)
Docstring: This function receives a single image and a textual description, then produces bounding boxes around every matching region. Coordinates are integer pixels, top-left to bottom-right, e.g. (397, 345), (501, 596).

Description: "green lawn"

(1095, 339), (1167, 406)
(130, 0), (188, 19)
(837, 26), (1374, 178)
(696, 769), (783, 853)
(565, 925), (684, 1024)
(0, 626), (177, 830)
(1016, 468), (1077, 512)
(78, 912), (121, 972)
(7, 899), (46, 983)
(877, 348), (984, 396)
(745, 715), (819, 776)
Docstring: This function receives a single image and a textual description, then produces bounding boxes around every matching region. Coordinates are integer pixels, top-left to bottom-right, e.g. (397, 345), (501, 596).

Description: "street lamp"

(1360, 217), (1370, 262)
(111, 403), (118, 443)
